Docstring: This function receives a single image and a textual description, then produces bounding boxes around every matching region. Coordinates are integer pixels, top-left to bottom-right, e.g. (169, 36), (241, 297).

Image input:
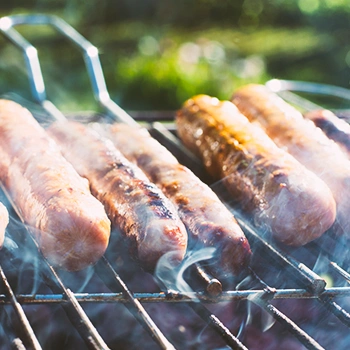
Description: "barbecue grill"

(0, 14), (350, 350)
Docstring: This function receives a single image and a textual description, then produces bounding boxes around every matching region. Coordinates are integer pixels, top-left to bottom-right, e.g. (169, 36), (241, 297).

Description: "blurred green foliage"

(0, 0), (349, 111)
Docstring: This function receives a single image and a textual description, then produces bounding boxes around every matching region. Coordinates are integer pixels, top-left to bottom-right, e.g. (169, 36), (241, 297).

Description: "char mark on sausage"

(93, 122), (252, 277)
(48, 120), (188, 271)
(176, 94), (336, 246)
(232, 84), (350, 235)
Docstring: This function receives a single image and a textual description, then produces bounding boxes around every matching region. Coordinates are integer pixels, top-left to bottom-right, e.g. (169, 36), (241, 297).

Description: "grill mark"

(139, 182), (175, 220)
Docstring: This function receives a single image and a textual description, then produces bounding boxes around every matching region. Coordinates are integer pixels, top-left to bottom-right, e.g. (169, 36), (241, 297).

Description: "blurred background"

(0, 0), (349, 113)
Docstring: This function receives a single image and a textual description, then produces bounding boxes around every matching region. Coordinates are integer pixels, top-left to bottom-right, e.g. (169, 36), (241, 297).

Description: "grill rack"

(0, 14), (350, 350)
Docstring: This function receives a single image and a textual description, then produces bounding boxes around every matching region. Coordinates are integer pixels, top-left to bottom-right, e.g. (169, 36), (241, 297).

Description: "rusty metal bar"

(248, 272), (325, 350)
(0, 286), (349, 305)
(0, 266), (42, 350)
(189, 302), (248, 350)
(0, 188), (110, 350)
(330, 262), (350, 284)
(94, 256), (176, 350)
(256, 299), (325, 350)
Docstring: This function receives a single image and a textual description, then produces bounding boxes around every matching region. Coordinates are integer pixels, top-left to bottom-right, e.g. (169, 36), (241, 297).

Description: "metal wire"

(94, 257), (177, 350)
(0, 266), (42, 350)
(266, 79), (350, 102)
(0, 14), (137, 126)
(1, 12), (350, 350)
(1, 193), (111, 349)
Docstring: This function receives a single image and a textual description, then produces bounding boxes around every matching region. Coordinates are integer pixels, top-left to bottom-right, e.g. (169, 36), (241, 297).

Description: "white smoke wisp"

(246, 292), (276, 333)
(154, 247), (216, 299)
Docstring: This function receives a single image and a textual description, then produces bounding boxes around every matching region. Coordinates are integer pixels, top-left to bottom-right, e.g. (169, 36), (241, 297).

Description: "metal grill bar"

(330, 262), (350, 283)
(188, 302), (248, 350)
(22, 236), (110, 349)
(0, 286), (349, 304)
(194, 263), (222, 296)
(256, 300), (325, 350)
(0, 14), (137, 126)
(156, 279), (246, 348)
(0, 187), (111, 350)
(319, 294), (350, 328)
(235, 217), (327, 294)
(0, 266), (42, 350)
(0, 310), (24, 350)
(266, 79), (350, 103)
(95, 257), (177, 350)
(247, 271), (325, 350)
(65, 289), (111, 350)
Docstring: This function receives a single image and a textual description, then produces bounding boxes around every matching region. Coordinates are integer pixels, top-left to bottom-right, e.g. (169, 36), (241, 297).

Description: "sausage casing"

(176, 95), (336, 246)
(232, 84), (350, 234)
(94, 122), (252, 277)
(0, 202), (9, 248)
(47, 120), (188, 271)
(0, 100), (111, 271)
(304, 109), (350, 159)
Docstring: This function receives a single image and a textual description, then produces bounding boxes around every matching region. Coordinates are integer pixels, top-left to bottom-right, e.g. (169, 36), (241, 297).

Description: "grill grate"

(0, 13), (350, 350)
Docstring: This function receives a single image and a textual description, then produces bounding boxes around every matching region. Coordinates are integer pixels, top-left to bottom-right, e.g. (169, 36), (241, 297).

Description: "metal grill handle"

(0, 14), (137, 126)
(265, 78), (350, 112)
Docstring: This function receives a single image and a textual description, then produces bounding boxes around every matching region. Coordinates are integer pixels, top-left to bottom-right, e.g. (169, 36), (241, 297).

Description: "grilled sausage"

(0, 99), (111, 271)
(0, 202), (9, 247)
(304, 109), (350, 158)
(176, 95), (336, 246)
(93, 122), (252, 277)
(48, 120), (188, 271)
(232, 84), (350, 235)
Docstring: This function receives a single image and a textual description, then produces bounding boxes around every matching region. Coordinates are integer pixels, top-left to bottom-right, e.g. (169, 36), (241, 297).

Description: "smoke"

(155, 247), (216, 296)
(235, 274), (276, 339)
(3, 235), (18, 251)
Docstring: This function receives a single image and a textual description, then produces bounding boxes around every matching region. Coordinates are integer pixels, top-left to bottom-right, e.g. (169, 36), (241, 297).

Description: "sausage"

(47, 120), (188, 271)
(176, 95), (336, 246)
(304, 109), (350, 158)
(93, 122), (252, 277)
(232, 84), (350, 234)
(0, 99), (111, 271)
(0, 202), (9, 248)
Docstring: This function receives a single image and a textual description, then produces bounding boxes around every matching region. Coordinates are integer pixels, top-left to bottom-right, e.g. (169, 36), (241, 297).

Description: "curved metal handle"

(0, 15), (65, 120)
(266, 79), (350, 100)
(0, 14), (137, 125)
(265, 78), (350, 112)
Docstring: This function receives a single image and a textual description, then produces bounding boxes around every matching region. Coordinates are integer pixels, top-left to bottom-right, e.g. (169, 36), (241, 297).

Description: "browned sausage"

(47, 120), (188, 271)
(176, 95), (336, 246)
(0, 202), (9, 248)
(93, 122), (251, 277)
(232, 84), (350, 235)
(304, 109), (350, 158)
(0, 100), (111, 271)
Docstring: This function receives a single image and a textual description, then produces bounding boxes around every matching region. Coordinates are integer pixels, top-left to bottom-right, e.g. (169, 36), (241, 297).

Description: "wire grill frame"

(0, 13), (350, 350)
